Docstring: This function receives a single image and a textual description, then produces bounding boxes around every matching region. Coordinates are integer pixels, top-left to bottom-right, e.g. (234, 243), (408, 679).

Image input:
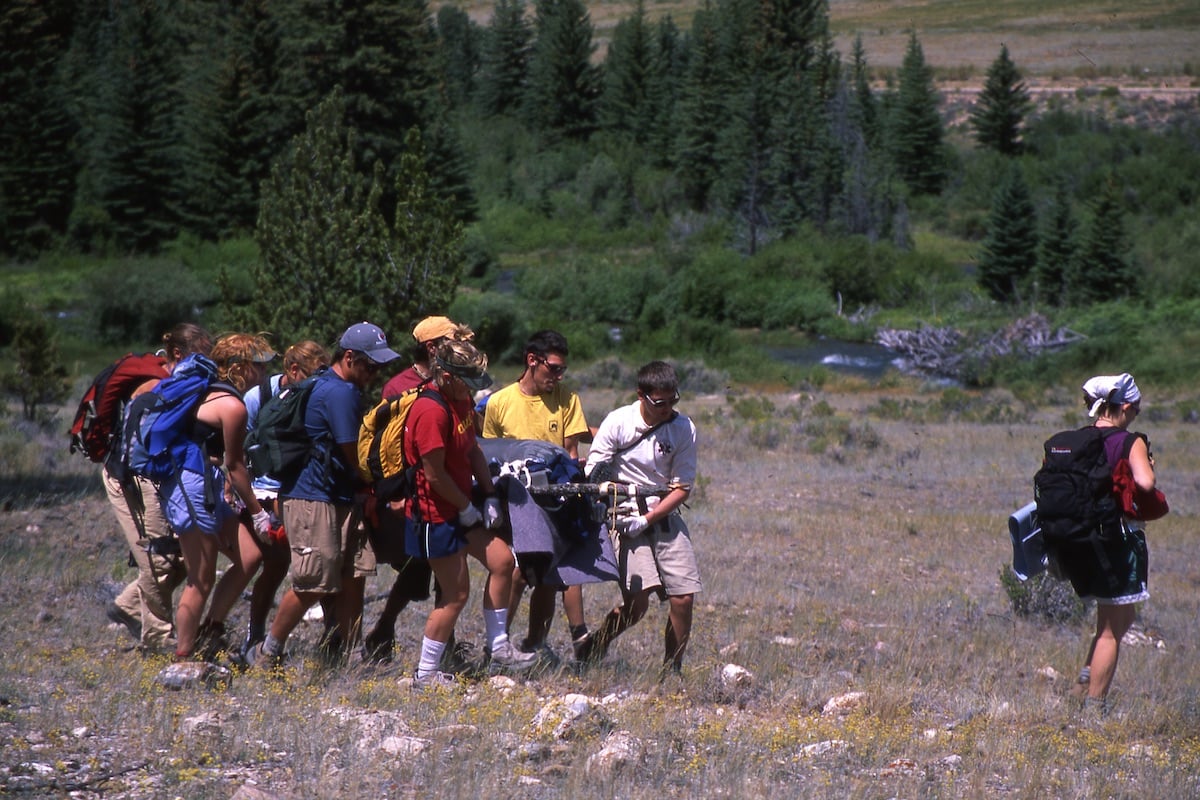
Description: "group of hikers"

(87, 314), (1162, 710)
(93, 318), (700, 686)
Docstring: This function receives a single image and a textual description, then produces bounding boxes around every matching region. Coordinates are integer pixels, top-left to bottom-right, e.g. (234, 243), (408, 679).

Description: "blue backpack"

(121, 354), (236, 482)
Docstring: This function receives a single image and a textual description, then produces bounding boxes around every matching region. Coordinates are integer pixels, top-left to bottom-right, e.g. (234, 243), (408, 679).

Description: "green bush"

(0, 288), (26, 347)
(999, 567), (1086, 624)
(448, 292), (528, 365)
(88, 261), (216, 346)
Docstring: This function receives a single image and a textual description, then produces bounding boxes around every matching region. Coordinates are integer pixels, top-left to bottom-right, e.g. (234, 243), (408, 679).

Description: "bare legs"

(1085, 603), (1137, 700)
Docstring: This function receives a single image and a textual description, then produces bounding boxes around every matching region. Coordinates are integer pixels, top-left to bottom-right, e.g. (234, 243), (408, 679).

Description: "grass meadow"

(3, 380), (1200, 797)
(447, 0), (1200, 76)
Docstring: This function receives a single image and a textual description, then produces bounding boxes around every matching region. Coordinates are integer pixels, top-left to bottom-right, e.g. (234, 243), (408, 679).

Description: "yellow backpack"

(357, 386), (449, 502)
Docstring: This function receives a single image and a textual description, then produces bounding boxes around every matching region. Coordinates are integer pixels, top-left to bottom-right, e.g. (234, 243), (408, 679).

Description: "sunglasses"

(537, 358), (567, 377)
(641, 392), (680, 408)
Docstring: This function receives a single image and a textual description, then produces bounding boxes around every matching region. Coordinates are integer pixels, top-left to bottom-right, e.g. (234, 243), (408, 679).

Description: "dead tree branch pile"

(876, 313), (1086, 380)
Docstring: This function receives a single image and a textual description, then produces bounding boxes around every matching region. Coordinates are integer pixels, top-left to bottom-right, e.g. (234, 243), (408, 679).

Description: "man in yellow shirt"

(483, 330), (591, 661)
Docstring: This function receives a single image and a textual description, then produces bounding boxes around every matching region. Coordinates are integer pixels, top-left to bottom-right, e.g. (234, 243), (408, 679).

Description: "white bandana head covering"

(1082, 373), (1141, 417)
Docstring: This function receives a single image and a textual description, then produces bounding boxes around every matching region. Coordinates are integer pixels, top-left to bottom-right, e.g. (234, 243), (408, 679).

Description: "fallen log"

(876, 313), (1087, 380)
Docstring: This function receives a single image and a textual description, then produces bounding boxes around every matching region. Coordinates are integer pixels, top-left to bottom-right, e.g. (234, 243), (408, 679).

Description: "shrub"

(2, 310), (70, 424)
(88, 261), (215, 346)
(999, 567), (1087, 624)
(448, 291), (528, 365)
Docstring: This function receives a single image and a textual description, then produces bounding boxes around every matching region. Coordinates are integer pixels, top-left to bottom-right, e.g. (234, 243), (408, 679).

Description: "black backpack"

(244, 368), (328, 481)
(1034, 425), (1124, 548)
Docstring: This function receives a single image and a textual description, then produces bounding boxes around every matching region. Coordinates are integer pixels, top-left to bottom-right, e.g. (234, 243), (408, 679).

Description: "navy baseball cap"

(339, 322), (401, 364)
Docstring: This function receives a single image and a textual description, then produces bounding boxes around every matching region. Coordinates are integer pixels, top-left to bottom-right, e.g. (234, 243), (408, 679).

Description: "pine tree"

(1072, 178), (1132, 305)
(598, 0), (655, 143)
(1037, 183), (1077, 306)
(977, 163), (1038, 303)
(889, 31), (945, 195)
(172, 1), (241, 240)
(228, 89), (461, 347)
(674, 6), (724, 210)
(970, 44), (1032, 156)
(66, 0), (187, 251)
(644, 15), (685, 167)
(849, 34), (878, 147)
(272, 0), (473, 223)
(381, 129), (464, 323)
(476, 0), (532, 117)
(524, 0), (600, 141)
(0, 0), (77, 255)
(216, 0), (292, 233)
(437, 5), (482, 110)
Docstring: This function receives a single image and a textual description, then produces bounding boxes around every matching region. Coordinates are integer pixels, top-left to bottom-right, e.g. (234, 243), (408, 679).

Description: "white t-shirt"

(585, 402), (697, 513)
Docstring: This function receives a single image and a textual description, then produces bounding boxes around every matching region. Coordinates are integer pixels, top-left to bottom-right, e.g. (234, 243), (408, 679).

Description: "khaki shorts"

(281, 498), (376, 593)
(619, 515), (702, 597)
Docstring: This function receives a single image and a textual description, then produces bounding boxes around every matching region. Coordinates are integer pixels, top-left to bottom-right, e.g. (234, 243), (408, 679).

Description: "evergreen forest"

(3, 0), (1200, 410)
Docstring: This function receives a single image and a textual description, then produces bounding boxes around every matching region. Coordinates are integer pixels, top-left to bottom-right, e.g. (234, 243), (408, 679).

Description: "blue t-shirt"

(283, 371), (363, 504)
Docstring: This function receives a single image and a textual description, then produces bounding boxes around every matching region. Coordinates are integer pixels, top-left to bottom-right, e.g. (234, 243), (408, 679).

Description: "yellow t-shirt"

(482, 382), (589, 447)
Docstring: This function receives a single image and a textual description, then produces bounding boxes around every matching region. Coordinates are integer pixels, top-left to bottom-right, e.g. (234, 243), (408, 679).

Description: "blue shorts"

(405, 516), (468, 560)
(159, 467), (235, 536)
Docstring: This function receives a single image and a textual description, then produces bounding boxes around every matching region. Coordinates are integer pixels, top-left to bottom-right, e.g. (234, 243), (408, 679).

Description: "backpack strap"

(600, 411), (677, 482)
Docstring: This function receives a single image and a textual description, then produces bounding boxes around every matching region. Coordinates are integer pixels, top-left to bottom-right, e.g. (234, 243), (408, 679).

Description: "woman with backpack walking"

(102, 322), (210, 653)
(1058, 373), (1159, 713)
(192, 340), (331, 662)
(403, 338), (537, 683)
(164, 333), (277, 662)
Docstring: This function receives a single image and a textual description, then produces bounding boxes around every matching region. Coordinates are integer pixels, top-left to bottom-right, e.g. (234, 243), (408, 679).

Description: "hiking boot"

(194, 620), (229, 662)
(572, 631), (609, 666)
(520, 639), (562, 669)
(413, 670), (458, 690)
(440, 636), (477, 674)
(243, 642), (284, 673)
(106, 603), (141, 643)
(231, 630), (266, 668)
(486, 640), (538, 673)
(362, 631), (395, 664)
(571, 632), (592, 662)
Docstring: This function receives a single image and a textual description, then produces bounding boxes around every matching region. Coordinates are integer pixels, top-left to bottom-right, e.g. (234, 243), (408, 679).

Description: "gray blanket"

(499, 475), (620, 587)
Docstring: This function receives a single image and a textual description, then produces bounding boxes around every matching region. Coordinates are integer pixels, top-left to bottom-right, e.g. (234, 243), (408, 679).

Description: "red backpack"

(68, 353), (169, 463)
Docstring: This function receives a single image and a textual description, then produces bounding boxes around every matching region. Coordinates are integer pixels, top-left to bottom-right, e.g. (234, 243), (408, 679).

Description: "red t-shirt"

(404, 388), (476, 523)
(381, 366), (430, 400)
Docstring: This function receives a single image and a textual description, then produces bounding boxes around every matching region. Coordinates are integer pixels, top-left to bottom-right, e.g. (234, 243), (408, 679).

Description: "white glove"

(616, 514), (649, 538)
(458, 503), (483, 529)
(484, 496), (504, 529)
(251, 509), (272, 537)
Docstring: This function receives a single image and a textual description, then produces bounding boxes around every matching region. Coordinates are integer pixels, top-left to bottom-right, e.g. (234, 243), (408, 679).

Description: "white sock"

(483, 608), (509, 651)
(417, 637), (447, 678)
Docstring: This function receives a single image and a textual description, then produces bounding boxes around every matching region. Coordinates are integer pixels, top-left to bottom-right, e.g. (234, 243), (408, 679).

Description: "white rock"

(797, 739), (848, 758)
(380, 735), (430, 757)
(71, 726), (89, 739)
(1036, 665), (1061, 681)
(720, 663), (754, 688)
(822, 691), (867, 716)
(531, 694), (612, 741)
(771, 636), (798, 646)
(181, 711), (226, 738)
(585, 730), (644, 777)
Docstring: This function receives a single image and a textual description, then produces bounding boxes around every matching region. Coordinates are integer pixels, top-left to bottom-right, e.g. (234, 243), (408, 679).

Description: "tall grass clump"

(999, 568), (1088, 624)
